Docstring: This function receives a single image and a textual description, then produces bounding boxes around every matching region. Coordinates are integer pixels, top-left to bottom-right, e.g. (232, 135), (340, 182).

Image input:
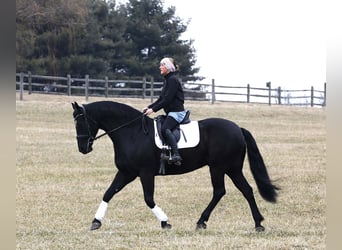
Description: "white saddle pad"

(153, 120), (200, 149)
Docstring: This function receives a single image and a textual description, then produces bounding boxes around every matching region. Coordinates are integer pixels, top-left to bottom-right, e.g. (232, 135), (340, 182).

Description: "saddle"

(154, 111), (200, 174)
(155, 110), (191, 145)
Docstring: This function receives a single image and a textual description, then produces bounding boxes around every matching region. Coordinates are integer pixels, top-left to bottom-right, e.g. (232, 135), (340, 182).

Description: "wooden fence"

(16, 72), (326, 107)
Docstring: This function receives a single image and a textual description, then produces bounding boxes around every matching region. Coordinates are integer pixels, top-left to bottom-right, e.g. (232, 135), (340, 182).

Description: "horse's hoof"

(196, 222), (207, 230)
(161, 221), (172, 229)
(255, 226), (265, 232)
(90, 218), (102, 231)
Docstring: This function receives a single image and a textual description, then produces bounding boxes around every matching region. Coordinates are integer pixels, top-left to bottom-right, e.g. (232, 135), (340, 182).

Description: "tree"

(16, 0), (89, 75)
(16, 0), (202, 81)
(121, 0), (200, 81)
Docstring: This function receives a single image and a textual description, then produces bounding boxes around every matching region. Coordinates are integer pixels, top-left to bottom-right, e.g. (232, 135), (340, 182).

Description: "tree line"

(16, 0), (202, 82)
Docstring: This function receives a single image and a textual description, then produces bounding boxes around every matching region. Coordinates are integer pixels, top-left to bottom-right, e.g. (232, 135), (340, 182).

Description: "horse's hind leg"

(227, 171), (265, 232)
(90, 170), (137, 230)
(196, 167), (226, 230)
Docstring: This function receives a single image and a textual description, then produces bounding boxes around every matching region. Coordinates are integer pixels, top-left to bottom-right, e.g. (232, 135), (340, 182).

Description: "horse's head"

(72, 102), (99, 154)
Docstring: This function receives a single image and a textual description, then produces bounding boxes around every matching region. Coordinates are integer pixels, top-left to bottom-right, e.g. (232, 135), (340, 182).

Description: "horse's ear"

(72, 102), (81, 110)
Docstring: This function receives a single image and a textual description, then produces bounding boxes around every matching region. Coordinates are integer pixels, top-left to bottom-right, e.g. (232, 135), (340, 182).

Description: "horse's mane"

(85, 101), (142, 118)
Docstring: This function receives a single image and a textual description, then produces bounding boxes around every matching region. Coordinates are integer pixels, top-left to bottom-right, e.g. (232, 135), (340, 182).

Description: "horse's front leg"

(90, 170), (137, 230)
(139, 170), (171, 229)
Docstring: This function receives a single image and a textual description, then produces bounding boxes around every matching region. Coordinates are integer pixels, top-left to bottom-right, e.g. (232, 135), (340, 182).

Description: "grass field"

(16, 93), (326, 249)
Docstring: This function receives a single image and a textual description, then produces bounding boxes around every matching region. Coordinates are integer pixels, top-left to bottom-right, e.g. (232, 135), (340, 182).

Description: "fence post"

(28, 71), (32, 94)
(247, 84), (250, 103)
(150, 77), (154, 103)
(311, 86), (314, 107)
(277, 87), (282, 105)
(142, 77), (146, 99)
(323, 82), (326, 106)
(266, 82), (271, 105)
(20, 72), (24, 101)
(104, 76), (108, 98)
(85, 75), (89, 102)
(211, 79), (215, 104)
(67, 74), (71, 96)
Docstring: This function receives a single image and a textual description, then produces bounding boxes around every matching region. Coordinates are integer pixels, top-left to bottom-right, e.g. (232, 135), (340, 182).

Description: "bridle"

(74, 105), (148, 142)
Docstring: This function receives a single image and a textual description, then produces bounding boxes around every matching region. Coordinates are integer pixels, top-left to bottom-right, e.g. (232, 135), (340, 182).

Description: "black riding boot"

(164, 129), (182, 165)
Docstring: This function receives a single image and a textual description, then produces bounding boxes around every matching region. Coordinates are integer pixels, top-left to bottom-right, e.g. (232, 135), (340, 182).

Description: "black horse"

(72, 101), (278, 232)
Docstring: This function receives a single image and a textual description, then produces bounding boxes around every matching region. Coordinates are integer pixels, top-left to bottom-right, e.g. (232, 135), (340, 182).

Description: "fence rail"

(16, 72), (326, 107)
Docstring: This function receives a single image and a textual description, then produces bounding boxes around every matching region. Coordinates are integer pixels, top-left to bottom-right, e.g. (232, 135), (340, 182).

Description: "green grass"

(16, 94), (326, 249)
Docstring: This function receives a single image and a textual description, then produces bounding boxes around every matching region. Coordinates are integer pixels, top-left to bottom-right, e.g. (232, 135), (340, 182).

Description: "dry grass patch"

(17, 94), (325, 249)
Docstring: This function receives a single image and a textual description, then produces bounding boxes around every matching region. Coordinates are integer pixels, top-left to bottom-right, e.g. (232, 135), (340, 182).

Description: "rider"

(143, 57), (186, 165)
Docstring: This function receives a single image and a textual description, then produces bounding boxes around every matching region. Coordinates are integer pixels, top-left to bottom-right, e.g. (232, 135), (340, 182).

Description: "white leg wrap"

(95, 201), (108, 222)
(151, 205), (168, 222)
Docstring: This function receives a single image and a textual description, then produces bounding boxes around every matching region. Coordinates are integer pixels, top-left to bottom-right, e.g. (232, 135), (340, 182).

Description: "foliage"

(16, 0), (201, 81)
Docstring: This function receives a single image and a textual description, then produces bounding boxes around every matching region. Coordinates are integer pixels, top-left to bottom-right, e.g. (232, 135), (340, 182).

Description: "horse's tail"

(241, 128), (279, 203)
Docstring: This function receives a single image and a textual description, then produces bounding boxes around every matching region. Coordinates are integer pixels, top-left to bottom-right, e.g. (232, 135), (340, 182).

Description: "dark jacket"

(148, 72), (184, 114)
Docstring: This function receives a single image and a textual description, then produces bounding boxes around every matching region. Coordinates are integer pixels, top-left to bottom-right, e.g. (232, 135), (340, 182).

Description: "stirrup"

(160, 146), (170, 161)
(168, 153), (182, 166)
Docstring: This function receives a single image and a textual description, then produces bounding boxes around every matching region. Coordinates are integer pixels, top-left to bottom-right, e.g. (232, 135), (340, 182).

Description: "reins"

(93, 113), (148, 140)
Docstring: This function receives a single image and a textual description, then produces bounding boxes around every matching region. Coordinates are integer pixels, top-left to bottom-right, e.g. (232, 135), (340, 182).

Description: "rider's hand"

(144, 108), (153, 116)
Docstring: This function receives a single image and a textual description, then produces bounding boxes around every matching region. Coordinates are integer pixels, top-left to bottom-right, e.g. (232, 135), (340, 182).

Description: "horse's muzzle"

(79, 145), (93, 154)
(77, 137), (94, 154)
